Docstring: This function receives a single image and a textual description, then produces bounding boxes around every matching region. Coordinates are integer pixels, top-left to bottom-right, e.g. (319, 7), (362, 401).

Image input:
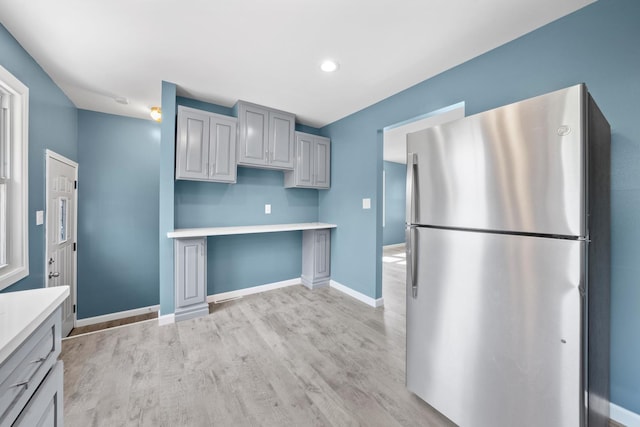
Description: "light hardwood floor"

(61, 245), (456, 426)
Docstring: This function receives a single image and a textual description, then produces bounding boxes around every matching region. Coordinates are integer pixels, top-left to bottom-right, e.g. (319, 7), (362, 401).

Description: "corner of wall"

(159, 81), (177, 315)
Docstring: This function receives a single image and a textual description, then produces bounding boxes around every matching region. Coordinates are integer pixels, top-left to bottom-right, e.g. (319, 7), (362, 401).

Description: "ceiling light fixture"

(320, 59), (339, 73)
(150, 106), (162, 122)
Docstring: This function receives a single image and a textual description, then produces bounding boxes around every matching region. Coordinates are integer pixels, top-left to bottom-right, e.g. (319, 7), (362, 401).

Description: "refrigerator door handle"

(406, 225), (418, 298)
(406, 152), (418, 225)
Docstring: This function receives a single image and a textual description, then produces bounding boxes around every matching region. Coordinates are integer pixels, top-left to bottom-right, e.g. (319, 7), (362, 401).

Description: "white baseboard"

(383, 243), (405, 249)
(208, 278), (301, 303)
(611, 403), (640, 427)
(76, 305), (159, 327)
(158, 313), (175, 326)
(330, 280), (384, 308)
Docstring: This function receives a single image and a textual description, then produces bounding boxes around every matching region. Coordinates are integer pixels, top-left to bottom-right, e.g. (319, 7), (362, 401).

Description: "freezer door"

(406, 84), (585, 237)
(406, 227), (584, 427)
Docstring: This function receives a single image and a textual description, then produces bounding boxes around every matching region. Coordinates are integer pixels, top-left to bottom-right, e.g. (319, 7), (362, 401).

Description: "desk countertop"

(167, 222), (337, 239)
(0, 286), (69, 365)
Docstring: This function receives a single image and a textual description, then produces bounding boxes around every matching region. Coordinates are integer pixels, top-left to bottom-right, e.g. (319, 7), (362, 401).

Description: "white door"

(45, 150), (77, 337)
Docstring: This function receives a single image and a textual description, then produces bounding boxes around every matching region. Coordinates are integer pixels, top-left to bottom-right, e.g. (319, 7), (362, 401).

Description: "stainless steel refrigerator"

(405, 84), (610, 427)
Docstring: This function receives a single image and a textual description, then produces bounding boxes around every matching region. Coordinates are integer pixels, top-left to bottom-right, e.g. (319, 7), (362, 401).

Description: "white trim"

(383, 242), (405, 250)
(330, 280), (384, 308)
(208, 278), (300, 303)
(45, 149), (78, 330)
(158, 313), (175, 326)
(75, 304), (159, 327)
(0, 64), (29, 290)
(611, 403), (640, 427)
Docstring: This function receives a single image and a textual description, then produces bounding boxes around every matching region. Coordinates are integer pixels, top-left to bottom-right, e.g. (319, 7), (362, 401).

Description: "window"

(0, 65), (29, 290)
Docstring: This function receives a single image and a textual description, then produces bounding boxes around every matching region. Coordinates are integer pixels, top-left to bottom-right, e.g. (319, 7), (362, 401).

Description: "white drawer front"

(0, 308), (61, 427)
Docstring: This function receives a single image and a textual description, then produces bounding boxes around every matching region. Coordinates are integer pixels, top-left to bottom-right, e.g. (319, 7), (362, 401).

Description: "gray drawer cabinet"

(0, 309), (62, 427)
(235, 101), (295, 170)
(176, 106), (237, 183)
(13, 362), (63, 427)
(174, 238), (209, 322)
(284, 132), (331, 189)
(301, 229), (331, 289)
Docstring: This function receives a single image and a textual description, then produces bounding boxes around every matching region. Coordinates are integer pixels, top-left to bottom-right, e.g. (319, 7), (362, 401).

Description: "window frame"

(0, 64), (29, 290)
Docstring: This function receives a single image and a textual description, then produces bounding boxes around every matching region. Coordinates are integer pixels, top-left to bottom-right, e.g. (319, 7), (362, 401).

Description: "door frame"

(44, 149), (78, 327)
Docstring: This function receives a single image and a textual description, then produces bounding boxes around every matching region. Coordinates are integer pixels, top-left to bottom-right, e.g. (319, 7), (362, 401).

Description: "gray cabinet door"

(209, 115), (237, 183)
(237, 103), (269, 166)
(175, 238), (207, 309)
(13, 361), (63, 427)
(301, 229), (331, 288)
(269, 111), (295, 169)
(313, 137), (330, 188)
(236, 101), (295, 170)
(284, 132), (331, 189)
(296, 133), (313, 186)
(176, 107), (210, 180)
(313, 229), (330, 280)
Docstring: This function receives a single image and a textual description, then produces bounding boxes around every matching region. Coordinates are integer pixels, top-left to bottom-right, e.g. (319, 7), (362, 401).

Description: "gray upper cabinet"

(176, 106), (237, 183)
(236, 101), (295, 170)
(284, 132), (331, 189)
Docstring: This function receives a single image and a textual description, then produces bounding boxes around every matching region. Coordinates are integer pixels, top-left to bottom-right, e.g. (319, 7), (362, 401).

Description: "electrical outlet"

(362, 198), (371, 209)
(265, 204), (271, 214)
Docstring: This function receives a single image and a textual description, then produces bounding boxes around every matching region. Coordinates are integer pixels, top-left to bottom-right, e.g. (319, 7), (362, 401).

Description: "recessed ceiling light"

(320, 59), (339, 73)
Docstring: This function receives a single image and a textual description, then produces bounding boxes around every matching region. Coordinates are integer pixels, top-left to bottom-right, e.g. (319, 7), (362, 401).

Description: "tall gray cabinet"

(174, 238), (208, 322)
(284, 132), (331, 189)
(301, 229), (331, 289)
(176, 106), (237, 183)
(235, 101), (295, 170)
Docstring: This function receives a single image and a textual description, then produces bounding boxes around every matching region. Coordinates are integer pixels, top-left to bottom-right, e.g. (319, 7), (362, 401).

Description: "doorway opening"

(380, 103), (465, 310)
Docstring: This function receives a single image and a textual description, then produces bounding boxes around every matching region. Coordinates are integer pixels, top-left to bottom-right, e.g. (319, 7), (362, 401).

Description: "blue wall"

(319, 0), (640, 414)
(173, 96), (320, 295)
(76, 110), (160, 318)
(383, 161), (406, 246)
(0, 23), (77, 292)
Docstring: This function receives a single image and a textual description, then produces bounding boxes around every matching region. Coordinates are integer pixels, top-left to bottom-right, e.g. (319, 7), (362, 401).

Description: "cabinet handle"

(11, 380), (29, 389)
(30, 357), (47, 364)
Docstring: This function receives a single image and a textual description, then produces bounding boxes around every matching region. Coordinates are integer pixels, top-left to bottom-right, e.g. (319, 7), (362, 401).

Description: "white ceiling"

(0, 0), (593, 127)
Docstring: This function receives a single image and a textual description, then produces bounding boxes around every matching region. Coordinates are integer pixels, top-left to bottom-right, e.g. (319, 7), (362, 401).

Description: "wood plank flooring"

(61, 245), (456, 426)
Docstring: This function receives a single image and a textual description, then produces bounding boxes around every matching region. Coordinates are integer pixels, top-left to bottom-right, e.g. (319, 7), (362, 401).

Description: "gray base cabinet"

(13, 362), (63, 427)
(176, 106), (237, 183)
(174, 238), (209, 322)
(235, 101), (295, 170)
(0, 309), (62, 427)
(284, 132), (330, 189)
(301, 229), (331, 289)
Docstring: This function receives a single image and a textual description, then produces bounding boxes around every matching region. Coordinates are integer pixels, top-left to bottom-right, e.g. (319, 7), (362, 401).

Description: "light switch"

(36, 210), (44, 225)
(362, 198), (371, 209)
(265, 204), (271, 214)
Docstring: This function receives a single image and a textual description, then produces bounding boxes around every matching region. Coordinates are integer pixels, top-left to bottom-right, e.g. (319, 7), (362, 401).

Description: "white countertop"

(0, 286), (69, 365)
(167, 222), (337, 239)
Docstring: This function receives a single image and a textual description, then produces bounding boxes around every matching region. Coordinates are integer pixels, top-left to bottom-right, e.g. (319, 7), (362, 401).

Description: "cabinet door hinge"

(74, 180), (77, 189)
(73, 304), (76, 313)
(73, 242), (77, 251)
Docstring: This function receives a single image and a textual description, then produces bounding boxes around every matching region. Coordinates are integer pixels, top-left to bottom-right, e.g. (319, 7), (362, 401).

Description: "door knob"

(48, 272), (60, 279)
